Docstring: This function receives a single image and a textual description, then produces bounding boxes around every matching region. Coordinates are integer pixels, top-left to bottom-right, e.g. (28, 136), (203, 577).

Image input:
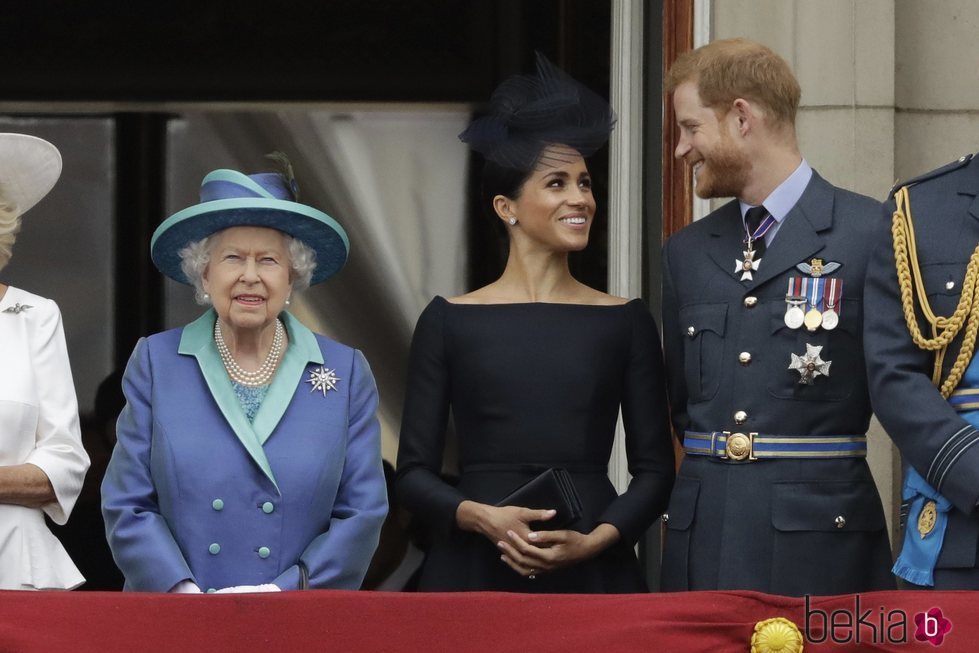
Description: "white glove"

(169, 580), (202, 593)
(213, 584), (281, 594)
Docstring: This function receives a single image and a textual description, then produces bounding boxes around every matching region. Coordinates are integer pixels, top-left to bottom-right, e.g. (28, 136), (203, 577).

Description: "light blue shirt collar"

(739, 159), (812, 236)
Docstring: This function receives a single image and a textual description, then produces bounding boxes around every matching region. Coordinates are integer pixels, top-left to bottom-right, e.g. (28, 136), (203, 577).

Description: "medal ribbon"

(790, 276), (804, 299)
(825, 278), (842, 315)
(745, 212), (777, 248)
(808, 276), (824, 313)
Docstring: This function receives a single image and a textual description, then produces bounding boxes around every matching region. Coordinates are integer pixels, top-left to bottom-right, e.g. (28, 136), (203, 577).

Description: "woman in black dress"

(395, 54), (674, 592)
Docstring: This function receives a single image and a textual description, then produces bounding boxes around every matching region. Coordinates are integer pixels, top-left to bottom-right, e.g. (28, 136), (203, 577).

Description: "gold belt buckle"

(722, 431), (757, 461)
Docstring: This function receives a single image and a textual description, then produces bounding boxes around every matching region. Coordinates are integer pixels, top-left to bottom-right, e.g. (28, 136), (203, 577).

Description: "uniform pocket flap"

(922, 261), (969, 299)
(679, 303), (727, 337)
(664, 477), (700, 531)
(772, 481), (885, 532)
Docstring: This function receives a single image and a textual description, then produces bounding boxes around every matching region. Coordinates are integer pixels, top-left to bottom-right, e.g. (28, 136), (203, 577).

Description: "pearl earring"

(285, 296), (292, 306)
(203, 292), (210, 302)
(508, 217), (517, 226)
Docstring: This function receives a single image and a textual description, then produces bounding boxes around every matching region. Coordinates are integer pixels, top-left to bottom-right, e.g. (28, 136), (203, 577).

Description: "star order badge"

(2, 303), (33, 314)
(788, 343), (832, 385)
(735, 249), (762, 281)
(306, 365), (341, 396)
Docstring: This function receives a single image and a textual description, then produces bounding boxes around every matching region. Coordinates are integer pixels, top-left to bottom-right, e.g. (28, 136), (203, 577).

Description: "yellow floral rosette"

(751, 617), (804, 653)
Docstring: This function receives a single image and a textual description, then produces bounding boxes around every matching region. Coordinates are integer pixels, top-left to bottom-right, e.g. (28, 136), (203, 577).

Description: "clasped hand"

(457, 501), (618, 578)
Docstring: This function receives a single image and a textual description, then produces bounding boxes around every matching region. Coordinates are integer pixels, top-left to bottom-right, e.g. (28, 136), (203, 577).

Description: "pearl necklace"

(214, 318), (285, 387)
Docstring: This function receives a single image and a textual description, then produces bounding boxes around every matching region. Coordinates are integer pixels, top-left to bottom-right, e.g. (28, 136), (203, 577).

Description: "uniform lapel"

(251, 311), (323, 446)
(706, 201), (749, 278)
(178, 309), (279, 492)
(745, 172), (834, 290)
(960, 159), (979, 221)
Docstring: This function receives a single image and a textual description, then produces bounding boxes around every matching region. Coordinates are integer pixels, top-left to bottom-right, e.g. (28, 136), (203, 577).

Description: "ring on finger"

(528, 569), (537, 579)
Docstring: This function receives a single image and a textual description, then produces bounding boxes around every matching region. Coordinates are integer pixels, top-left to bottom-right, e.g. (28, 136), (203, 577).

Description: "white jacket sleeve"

(23, 298), (90, 524)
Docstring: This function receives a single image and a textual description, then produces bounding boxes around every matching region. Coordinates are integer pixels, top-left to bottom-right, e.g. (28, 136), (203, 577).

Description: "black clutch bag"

(495, 468), (583, 530)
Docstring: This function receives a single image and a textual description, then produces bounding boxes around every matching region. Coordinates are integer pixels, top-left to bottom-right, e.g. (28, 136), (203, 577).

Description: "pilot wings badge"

(2, 303), (33, 314)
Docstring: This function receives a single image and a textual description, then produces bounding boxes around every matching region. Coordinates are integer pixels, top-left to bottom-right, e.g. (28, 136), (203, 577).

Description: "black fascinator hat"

(459, 52), (615, 171)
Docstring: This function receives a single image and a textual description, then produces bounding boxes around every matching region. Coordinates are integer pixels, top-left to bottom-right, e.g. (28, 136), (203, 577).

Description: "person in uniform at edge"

(395, 54), (675, 592)
(102, 161), (387, 593)
(866, 152), (979, 589)
(659, 38), (893, 595)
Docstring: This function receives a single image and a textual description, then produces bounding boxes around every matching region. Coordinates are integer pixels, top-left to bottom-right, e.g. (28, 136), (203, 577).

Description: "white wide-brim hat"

(0, 133), (62, 215)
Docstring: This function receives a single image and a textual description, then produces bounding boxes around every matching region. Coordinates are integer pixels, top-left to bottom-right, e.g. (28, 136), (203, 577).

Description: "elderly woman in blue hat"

(102, 163), (387, 593)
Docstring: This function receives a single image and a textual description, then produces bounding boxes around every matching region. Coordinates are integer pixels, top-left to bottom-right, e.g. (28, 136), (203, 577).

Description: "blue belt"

(949, 388), (979, 412)
(683, 431), (867, 462)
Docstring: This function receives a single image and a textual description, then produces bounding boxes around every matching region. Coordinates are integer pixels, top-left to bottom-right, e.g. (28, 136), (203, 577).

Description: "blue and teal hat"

(150, 168), (349, 285)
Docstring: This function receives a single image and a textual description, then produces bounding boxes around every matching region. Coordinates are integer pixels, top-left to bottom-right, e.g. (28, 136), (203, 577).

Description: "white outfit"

(0, 286), (88, 589)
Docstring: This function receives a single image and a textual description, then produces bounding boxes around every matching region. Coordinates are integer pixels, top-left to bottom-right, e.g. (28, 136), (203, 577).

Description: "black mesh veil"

(458, 52), (615, 171)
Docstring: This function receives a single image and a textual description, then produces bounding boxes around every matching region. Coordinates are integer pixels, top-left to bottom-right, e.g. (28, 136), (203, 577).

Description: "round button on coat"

(209, 543), (221, 555)
(738, 352), (752, 365)
(686, 326), (695, 337)
(743, 296), (758, 308)
(212, 499), (224, 511)
(262, 502), (274, 514)
(734, 410), (748, 424)
(258, 546), (271, 559)
(835, 516), (846, 529)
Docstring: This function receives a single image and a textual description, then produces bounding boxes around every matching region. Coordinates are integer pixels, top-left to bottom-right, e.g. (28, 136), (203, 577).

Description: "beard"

(693, 136), (750, 199)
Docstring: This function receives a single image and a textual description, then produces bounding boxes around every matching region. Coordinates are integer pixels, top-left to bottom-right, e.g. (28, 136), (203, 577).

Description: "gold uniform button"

(686, 326), (695, 337)
(739, 352), (752, 365)
(835, 516), (846, 529)
(743, 296), (758, 308)
(734, 410), (747, 424)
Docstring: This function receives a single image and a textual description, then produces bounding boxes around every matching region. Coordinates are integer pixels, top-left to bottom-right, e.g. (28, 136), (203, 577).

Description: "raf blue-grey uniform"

(661, 170), (894, 595)
(865, 153), (979, 589)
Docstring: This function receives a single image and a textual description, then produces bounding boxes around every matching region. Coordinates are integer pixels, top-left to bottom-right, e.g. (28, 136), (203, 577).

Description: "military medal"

(804, 308), (822, 331)
(735, 249), (761, 281)
(789, 343), (832, 385)
(735, 211), (777, 281)
(785, 302), (805, 329)
(784, 278), (805, 329)
(804, 274), (823, 331)
(822, 277), (842, 330)
(918, 500), (938, 538)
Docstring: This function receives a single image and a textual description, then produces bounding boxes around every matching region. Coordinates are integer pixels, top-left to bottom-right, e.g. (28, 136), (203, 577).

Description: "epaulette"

(888, 152), (975, 198)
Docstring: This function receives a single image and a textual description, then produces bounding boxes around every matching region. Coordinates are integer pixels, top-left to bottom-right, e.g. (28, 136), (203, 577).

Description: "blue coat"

(101, 310), (387, 592)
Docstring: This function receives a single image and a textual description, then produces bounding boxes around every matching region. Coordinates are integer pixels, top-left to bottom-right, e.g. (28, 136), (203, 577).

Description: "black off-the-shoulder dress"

(395, 296), (674, 592)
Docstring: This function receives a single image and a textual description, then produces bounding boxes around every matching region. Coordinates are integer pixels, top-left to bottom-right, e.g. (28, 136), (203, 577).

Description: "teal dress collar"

(177, 309), (324, 491)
